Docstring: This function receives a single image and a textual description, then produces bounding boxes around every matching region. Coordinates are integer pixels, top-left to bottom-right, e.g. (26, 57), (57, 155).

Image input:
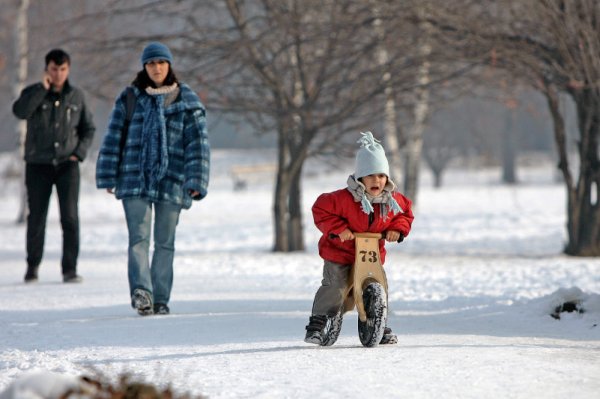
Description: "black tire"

(358, 282), (387, 347)
(321, 311), (343, 346)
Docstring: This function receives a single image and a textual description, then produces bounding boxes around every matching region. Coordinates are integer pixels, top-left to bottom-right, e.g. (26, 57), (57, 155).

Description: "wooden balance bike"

(322, 232), (389, 347)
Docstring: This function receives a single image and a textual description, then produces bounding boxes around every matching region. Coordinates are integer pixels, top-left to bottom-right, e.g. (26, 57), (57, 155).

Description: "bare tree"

(422, 0), (600, 256)
(13, 0), (30, 224)
(402, 11), (432, 203)
(422, 118), (459, 188)
(371, 3), (403, 184)
(171, 0), (427, 251)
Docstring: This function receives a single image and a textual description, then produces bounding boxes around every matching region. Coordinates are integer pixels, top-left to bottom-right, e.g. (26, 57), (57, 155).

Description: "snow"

(0, 149), (599, 398)
(0, 370), (95, 399)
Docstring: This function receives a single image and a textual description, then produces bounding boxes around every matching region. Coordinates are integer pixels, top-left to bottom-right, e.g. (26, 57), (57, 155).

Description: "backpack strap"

(118, 87), (137, 165)
(125, 86), (136, 124)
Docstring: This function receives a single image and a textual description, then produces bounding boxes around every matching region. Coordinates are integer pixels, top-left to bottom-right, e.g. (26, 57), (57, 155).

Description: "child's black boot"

(304, 312), (343, 346)
(379, 326), (398, 344)
(304, 315), (328, 344)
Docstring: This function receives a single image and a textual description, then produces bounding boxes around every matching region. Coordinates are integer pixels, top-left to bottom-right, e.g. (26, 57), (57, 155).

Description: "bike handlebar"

(328, 232), (404, 243)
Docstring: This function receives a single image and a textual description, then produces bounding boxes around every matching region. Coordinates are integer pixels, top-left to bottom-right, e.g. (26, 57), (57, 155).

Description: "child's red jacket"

(312, 188), (414, 266)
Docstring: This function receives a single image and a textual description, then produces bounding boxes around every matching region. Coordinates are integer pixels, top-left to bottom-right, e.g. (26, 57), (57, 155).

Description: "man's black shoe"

(63, 273), (83, 283)
(24, 266), (39, 283)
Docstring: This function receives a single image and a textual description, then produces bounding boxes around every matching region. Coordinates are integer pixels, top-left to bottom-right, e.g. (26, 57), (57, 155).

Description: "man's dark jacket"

(13, 80), (95, 164)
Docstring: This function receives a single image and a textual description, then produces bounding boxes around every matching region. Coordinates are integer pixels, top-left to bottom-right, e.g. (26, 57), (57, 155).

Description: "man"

(12, 49), (95, 283)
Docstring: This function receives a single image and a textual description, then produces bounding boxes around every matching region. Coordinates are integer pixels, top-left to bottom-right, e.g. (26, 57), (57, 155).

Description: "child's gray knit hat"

(354, 131), (390, 179)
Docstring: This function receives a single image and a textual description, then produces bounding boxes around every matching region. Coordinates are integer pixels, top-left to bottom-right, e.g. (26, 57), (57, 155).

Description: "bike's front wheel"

(358, 282), (387, 347)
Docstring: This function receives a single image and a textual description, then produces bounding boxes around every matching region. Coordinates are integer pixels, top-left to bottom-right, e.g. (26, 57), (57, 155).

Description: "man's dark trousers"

(25, 161), (80, 276)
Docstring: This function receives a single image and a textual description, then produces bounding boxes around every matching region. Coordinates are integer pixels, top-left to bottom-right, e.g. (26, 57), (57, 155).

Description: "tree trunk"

(501, 109), (517, 184)
(424, 150), (446, 189)
(273, 160), (307, 252)
(14, 0), (30, 224)
(273, 130), (291, 252)
(563, 89), (600, 256)
(403, 13), (431, 203)
(273, 170), (292, 252)
(546, 84), (600, 256)
(272, 117), (307, 252)
(287, 164), (305, 251)
(383, 89), (402, 184)
(432, 167), (443, 188)
(403, 57), (430, 202)
(371, 5), (403, 184)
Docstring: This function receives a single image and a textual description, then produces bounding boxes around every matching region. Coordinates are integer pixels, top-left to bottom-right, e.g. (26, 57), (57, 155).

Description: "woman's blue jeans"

(123, 198), (182, 306)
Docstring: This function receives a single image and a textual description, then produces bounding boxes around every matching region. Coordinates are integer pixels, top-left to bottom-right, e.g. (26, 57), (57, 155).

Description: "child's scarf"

(346, 174), (403, 220)
(140, 83), (178, 191)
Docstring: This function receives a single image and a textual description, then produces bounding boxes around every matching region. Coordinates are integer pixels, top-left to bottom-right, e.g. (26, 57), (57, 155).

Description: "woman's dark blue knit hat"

(140, 42), (173, 66)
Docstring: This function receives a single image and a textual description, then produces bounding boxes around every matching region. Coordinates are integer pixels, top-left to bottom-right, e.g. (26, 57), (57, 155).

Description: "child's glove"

(385, 231), (404, 243)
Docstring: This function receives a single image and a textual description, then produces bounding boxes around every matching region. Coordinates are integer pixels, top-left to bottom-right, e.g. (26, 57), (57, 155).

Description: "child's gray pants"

(311, 260), (351, 317)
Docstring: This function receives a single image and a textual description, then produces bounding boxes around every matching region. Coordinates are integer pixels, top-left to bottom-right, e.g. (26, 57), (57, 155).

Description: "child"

(305, 131), (414, 345)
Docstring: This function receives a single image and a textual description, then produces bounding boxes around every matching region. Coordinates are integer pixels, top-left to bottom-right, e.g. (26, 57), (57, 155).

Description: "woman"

(96, 42), (209, 316)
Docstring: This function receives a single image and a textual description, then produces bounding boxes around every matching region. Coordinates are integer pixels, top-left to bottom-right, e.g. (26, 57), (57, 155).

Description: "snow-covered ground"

(0, 149), (599, 398)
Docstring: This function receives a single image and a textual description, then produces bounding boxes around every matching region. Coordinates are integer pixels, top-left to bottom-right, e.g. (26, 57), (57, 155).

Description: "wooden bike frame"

(342, 232), (388, 322)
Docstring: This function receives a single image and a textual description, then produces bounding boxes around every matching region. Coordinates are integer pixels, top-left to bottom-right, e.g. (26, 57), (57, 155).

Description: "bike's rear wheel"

(358, 282), (387, 347)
